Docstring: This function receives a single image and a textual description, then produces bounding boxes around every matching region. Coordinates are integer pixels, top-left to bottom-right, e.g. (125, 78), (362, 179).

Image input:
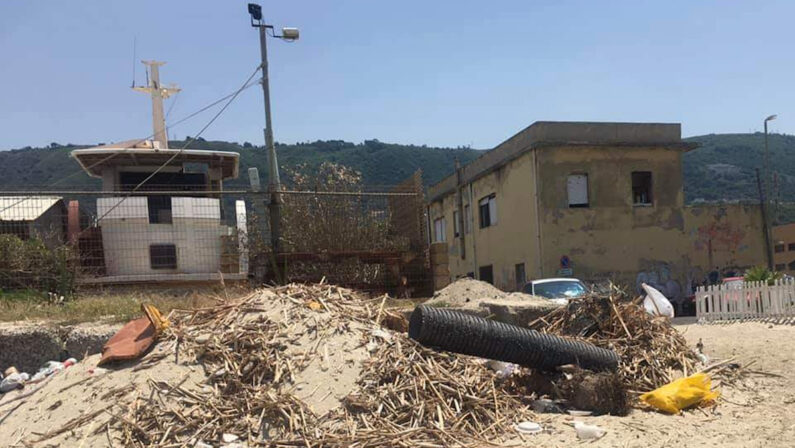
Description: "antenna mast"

(133, 60), (180, 149)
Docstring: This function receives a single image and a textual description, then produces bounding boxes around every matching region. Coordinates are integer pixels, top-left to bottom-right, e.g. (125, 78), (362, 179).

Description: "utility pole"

(248, 3), (299, 281)
(763, 115), (778, 269)
(757, 168), (774, 270)
(133, 61), (180, 149)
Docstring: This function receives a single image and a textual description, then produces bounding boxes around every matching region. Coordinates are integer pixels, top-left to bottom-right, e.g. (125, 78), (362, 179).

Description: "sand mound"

(425, 277), (507, 310)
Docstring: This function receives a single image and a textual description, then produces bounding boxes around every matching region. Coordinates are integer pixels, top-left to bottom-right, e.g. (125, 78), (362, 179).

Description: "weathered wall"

(536, 145), (690, 299)
(427, 151), (539, 291)
(773, 223), (795, 275)
(685, 204), (766, 283)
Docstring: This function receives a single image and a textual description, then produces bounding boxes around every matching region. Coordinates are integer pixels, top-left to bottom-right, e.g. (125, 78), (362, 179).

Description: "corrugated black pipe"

(409, 305), (619, 372)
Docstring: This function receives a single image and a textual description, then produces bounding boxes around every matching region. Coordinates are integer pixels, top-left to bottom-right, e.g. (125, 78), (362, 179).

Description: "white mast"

(133, 60), (180, 149)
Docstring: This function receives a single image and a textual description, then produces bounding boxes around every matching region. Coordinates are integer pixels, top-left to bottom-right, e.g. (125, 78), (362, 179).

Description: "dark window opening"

(479, 194), (497, 228)
(119, 171), (208, 192)
(775, 243), (786, 254)
(788, 243), (795, 251)
(631, 171), (653, 205)
(789, 260), (795, 271)
(515, 263), (526, 291)
(150, 244), (177, 269)
(776, 264), (786, 271)
(147, 196), (173, 224)
(479, 265), (494, 285)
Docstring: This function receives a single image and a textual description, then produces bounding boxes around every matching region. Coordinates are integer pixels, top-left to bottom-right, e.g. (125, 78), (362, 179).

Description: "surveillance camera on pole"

(247, 3), (299, 281)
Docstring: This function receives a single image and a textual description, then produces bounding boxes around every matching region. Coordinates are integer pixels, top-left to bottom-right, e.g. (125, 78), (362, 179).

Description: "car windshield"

(532, 281), (587, 299)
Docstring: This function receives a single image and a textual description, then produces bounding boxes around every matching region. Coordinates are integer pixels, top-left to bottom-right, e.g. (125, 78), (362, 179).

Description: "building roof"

(428, 121), (699, 202)
(70, 140), (240, 179)
(0, 196), (62, 221)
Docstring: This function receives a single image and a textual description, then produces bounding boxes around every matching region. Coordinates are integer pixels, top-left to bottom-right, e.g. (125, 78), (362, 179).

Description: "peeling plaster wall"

(427, 152), (539, 291)
(427, 140), (766, 301)
(684, 204), (766, 283)
(773, 223), (795, 275)
(535, 145), (690, 297)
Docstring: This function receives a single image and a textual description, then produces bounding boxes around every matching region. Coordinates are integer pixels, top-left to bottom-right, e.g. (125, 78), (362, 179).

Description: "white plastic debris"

(573, 421), (606, 440)
(514, 421), (543, 434)
(222, 433), (239, 443)
(0, 372), (29, 392)
(486, 360), (516, 379)
(371, 328), (392, 342)
(641, 283), (675, 318)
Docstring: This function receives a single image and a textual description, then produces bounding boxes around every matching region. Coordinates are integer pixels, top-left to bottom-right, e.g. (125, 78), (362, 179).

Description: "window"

(433, 217), (446, 243)
(148, 196), (173, 224)
(775, 243), (786, 253)
(479, 194), (497, 228)
(776, 264), (786, 271)
(788, 243), (795, 251)
(479, 265), (494, 285)
(789, 260), (795, 271)
(453, 210), (461, 237)
(464, 204), (472, 234)
(150, 244), (177, 269)
(567, 174), (589, 208)
(515, 263), (526, 291)
(631, 171), (653, 206)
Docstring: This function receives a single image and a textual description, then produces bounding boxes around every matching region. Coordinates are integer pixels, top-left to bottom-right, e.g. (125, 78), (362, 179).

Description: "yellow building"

(773, 223), (795, 274)
(427, 121), (766, 302)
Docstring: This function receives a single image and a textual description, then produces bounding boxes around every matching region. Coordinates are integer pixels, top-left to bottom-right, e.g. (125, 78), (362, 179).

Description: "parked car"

(522, 278), (588, 304)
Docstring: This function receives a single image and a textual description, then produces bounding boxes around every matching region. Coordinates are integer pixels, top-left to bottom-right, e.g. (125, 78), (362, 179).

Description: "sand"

(3, 306), (794, 447)
(521, 320), (795, 447)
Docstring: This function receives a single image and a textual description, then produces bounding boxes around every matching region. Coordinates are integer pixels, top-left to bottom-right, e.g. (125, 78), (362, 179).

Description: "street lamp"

(763, 114), (778, 269)
(248, 3), (299, 279)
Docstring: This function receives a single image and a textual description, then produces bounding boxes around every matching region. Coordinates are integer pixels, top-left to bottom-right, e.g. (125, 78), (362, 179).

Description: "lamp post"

(248, 3), (298, 280)
(763, 114), (778, 269)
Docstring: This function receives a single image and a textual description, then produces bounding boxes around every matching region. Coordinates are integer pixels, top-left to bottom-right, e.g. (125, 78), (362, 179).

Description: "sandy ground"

(1, 319), (794, 447)
(524, 320), (795, 448)
(0, 341), (205, 447)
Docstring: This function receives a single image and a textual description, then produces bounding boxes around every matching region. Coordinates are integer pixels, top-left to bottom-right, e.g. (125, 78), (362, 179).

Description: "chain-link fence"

(0, 177), (430, 297)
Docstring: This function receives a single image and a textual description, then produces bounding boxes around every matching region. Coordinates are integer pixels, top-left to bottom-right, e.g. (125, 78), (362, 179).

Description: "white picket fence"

(696, 279), (795, 322)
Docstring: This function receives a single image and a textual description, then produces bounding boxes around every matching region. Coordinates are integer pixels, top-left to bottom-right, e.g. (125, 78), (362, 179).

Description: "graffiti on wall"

(635, 261), (683, 303)
(692, 212), (749, 254)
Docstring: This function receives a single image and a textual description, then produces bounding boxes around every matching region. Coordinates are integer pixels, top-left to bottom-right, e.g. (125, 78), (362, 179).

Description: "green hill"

(2, 133), (794, 213)
(683, 133), (795, 203)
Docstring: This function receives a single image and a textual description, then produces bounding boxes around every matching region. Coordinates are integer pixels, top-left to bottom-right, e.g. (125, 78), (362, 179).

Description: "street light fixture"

(247, 3), (299, 280)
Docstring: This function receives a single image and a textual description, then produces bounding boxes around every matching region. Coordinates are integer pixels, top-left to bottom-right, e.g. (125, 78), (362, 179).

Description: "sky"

(1, 0), (795, 150)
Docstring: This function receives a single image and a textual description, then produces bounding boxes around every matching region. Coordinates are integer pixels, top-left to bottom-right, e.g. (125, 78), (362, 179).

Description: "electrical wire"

(0, 67), (262, 215)
(90, 64), (262, 224)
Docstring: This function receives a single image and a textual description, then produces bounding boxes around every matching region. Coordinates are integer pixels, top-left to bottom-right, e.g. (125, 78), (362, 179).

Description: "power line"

(90, 64), (262, 224)
(0, 67), (261, 215)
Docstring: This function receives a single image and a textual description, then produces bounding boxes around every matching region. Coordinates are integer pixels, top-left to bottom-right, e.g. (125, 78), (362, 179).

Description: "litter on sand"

(640, 372), (720, 414)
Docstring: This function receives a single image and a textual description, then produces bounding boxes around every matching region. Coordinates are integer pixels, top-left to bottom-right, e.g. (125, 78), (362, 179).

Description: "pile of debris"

(531, 285), (701, 392)
(118, 283), (536, 447)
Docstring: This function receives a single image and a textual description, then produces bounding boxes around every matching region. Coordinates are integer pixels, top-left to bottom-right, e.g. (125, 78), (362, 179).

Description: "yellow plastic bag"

(640, 373), (719, 414)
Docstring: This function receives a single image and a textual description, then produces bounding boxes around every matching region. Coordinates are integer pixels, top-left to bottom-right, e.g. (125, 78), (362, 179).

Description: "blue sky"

(1, 0), (794, 150)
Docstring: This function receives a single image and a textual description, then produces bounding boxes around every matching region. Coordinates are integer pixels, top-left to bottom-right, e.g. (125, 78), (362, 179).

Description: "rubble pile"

(119, 283), (535, 447)
(531, 285), (701, 391)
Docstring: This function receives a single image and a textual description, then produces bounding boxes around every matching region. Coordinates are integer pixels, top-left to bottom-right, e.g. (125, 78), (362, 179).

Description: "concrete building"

(773, 223), (795, 275)
(70, 140), (247, 283)
(427, 121), (766, 302)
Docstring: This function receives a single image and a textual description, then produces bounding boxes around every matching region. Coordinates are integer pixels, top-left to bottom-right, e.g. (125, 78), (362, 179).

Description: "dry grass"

(0, 284), (250, 324)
